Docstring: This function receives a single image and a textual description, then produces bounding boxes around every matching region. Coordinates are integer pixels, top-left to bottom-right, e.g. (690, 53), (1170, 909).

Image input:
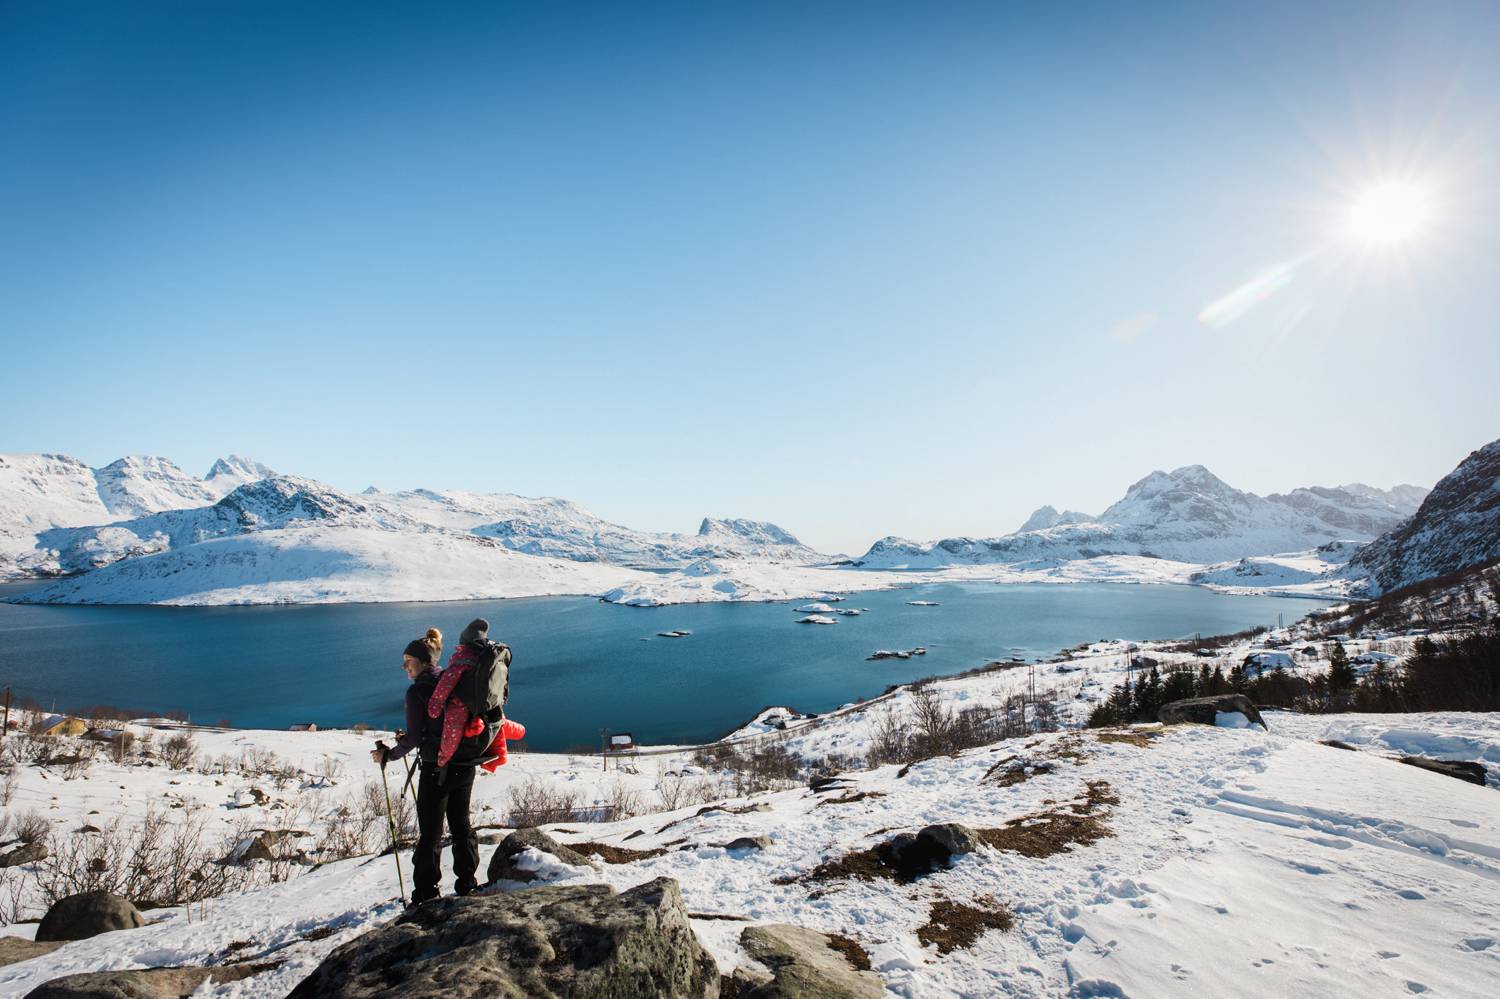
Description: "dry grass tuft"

(916, 896), (1015, 954)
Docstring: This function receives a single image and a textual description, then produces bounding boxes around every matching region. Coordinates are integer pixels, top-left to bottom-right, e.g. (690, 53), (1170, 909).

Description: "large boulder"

(735, 924), (882, 999)
(286, 877), (719, 999)
(1158, 694), (1267, 730)
(1399, 757), (1488, 786)
(485, 828), (594, 884)
(35, 892), (147, 942)
(23, 963), (274, 998)
(0, 842), (49, 868)
(0, 937), (65, 969)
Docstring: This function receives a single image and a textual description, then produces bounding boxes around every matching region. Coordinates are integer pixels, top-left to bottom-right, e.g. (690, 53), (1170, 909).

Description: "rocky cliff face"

(1347, 439), (1500, 595)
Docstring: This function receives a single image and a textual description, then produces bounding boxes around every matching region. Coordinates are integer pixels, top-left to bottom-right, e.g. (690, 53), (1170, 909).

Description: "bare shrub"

(910, 686), (955, 758)
(35, 808), (250, 909)
(506, 777), (581, 827)
(14, 810), (49, 845)
(869, 707), (909, 766)
(13, 731), (56, 767)
(61, 744), (97, 780)
(107, 730), (136, 763)
(591, 781), (641, 823)
(0, 770), (17, 807)
(160, 733), (197, 770)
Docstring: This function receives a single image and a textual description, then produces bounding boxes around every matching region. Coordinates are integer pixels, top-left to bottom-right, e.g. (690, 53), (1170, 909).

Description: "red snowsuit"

(480, 719), (527, 773)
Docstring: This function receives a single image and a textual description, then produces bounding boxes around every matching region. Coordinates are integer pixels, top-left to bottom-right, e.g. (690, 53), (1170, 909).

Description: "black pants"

(411, 762), (479, 902)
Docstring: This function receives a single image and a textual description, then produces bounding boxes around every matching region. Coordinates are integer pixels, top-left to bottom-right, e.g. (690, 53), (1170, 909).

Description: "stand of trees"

(1087, 622), (1499, 727)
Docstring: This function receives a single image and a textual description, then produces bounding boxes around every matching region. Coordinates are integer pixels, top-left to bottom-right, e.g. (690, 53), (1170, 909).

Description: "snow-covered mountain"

(204, 454), (278, 497)
(1017, 505), (1093, 533)
(1346, 438), (1500, 595)
(0, 453), (275, 578)
(3, 455), (826, 604)
(857, 465), (1426, 568)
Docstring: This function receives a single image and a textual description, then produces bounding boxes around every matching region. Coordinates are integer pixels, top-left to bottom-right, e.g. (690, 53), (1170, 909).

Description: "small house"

(35, 715), (87, 737)
(608, 733), (636, 752)
(288, 722), (319, 732)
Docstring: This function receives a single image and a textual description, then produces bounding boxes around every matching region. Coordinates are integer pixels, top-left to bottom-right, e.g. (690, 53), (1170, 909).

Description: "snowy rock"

(1158, 694), (1267, 730)
(736, 923), (883, 999)
(796, 615), (837, 625)
(0, 841), (48, 868)
(34, 891), (147, 942)
(23, 963), (273, 998)
(916, 822), (982, 859)
(484, 828), (594, 885)
(1397, 757), (1488, 786)
(714, 836), (773, 852)
(285, 878), (718, 999)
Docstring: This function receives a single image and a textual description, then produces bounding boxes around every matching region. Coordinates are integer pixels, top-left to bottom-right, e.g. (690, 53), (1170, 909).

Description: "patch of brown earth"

(825, 932), (873, 971)
(976, 781), (1117, 859)
(567, 841), (669, 863)
(792, 781), (1119, 885)
(916, 896), (1015, 954)
(1095, 729), (1160, 749)
(815, 790), (888, 808)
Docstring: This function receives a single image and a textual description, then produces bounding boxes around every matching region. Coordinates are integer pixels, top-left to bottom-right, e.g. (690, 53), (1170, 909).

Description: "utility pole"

(2, 687), (9, 740)
(599, 728), (609, 772)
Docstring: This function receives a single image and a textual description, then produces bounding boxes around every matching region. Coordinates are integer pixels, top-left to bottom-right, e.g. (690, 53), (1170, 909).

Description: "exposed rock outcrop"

(1158, 694), (1267, 730)
(0, 842), (48, 868)
(24, 963), (275, 998)
(1348, 438), (1500, 594)
(1398, 757), (1488, 786)
(34, 892), (147, 942)
(485, 827), (595, 884)
(734, 923), (883, 999)
(286, 877), (719, 998)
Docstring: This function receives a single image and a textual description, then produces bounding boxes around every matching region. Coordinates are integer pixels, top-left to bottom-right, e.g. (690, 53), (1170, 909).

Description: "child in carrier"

(427, 618), (491, 767)
(429, 617), (524, 769)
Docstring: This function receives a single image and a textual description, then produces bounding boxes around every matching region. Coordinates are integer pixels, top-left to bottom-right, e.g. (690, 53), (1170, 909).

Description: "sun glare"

(1346, 182), (1431, 246)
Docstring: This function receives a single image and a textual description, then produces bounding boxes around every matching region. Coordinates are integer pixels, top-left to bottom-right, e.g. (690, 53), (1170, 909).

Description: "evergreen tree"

(1327, 642), (1355, 697)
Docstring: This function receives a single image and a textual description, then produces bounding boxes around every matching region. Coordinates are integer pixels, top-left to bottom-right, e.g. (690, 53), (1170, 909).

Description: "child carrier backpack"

(455, 638), (510, 718)
(444, 639), (512, 768)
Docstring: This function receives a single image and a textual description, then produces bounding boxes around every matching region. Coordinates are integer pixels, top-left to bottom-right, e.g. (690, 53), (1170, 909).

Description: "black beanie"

(403, 628), (441, 669)
(460, 618), (489, 645)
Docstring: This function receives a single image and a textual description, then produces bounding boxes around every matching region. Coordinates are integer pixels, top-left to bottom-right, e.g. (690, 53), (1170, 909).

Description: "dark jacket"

(386, 671), (440, 764)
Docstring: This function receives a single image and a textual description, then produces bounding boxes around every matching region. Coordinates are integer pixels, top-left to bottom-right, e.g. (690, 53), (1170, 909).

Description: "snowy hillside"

(7, 464), (827, 606)
(0, 625), (1494, 997)
(0, 453), (275, 579)
(1347, 438), (1500, 595)
(857, 465), (1425, 568)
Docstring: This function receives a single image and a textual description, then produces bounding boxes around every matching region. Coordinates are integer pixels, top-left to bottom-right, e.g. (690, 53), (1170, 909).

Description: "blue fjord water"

(0, 583), (1325, 751)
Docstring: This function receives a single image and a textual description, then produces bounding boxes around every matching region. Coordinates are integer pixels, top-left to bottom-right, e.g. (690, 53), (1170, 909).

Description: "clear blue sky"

(3, 1), (1497, 555)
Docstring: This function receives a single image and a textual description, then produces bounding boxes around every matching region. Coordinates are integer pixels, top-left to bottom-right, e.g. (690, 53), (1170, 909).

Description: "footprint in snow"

(1459, 936), (1494, 951)
(1406, 982), (1429, 994)
(1377, 950), (1401, 959)
(1396, 889), (1426, 900)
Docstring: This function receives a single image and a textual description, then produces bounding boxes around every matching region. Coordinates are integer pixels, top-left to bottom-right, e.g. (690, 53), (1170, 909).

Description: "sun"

(1346, 182), (1431, 246)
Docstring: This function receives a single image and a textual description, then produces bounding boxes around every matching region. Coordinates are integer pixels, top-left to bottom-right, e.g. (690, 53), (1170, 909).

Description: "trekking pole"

(375, 742), (407, 901)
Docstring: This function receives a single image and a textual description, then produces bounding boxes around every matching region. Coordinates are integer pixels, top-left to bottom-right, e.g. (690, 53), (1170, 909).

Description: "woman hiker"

(370, 626), (481, 904)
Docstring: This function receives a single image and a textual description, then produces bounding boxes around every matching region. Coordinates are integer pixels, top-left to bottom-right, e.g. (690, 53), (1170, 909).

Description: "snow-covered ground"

(0, 621), (1495, 997)
(2, 714), (1495, 996)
